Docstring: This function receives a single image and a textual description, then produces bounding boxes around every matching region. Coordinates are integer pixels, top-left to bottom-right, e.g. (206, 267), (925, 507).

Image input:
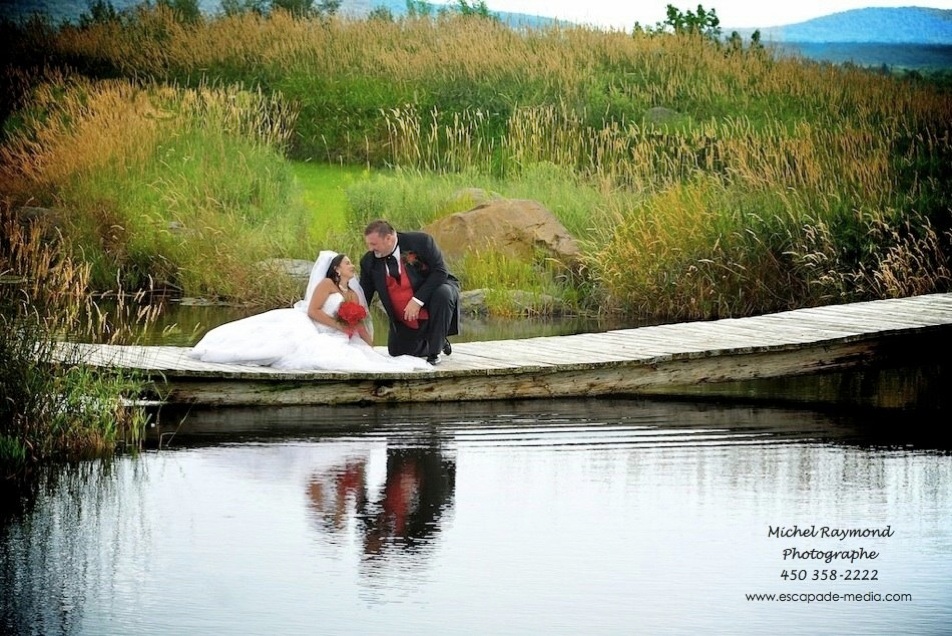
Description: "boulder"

(255, 258), (314, 282)
(424, 198), (580, 268)
(460, 288), (567, 316)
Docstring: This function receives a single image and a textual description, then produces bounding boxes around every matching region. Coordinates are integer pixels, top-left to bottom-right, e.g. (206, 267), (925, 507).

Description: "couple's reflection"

(307, 441), (455, 558)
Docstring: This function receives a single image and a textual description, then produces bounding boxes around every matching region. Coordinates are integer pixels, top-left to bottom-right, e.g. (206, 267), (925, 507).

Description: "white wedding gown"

(189, 251), (431, 373)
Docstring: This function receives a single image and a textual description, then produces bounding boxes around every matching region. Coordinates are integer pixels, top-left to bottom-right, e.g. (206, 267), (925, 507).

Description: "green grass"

(2, 12), (951, 320)
(290, 161), (371, 240)
(342, 165), (599, 314)
(1, 214), (151, 469)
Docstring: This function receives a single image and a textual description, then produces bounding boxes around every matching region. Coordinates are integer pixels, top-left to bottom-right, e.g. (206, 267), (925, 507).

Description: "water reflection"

(306, 441), (456, 561)
(0, 460), (148, 636)
(3, 399), (952, 635)
(95, 299), (629, 346)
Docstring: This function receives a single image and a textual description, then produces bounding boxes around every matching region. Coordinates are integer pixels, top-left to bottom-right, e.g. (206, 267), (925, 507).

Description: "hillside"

(738, 7), (952, 44)
(338, 0), (563, 27)
(2, 1), (950, 70)
(0, 0), (560, 27)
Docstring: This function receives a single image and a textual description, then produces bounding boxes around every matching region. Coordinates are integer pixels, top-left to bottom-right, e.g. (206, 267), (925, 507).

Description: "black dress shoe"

(442, 339), (452, 356)
(426, 354), (441, 366)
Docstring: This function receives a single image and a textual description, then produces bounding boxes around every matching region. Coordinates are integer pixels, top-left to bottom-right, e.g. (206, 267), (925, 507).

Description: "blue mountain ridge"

(740, 7), (952, 44)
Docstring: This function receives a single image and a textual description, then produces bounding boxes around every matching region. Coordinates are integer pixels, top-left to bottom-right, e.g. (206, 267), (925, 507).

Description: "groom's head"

(364, 219), (397, 257)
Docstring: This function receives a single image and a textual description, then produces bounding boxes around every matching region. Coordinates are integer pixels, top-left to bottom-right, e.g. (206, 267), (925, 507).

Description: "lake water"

(2, 398), (950, 635)
(106, 299), (632, 347)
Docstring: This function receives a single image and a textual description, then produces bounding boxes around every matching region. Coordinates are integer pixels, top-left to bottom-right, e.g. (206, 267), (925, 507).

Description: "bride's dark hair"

(325, 253), (346, 285)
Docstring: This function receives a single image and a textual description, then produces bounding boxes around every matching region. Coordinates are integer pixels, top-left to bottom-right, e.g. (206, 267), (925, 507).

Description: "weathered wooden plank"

(731, 322), (858, 343)
(795, 305), (938, 327)
(499, 341), (635, 363)
(562, 333), (682, 358)
(579, 331), (685, 353)
(62, 292), (952, 406)
(650, 323), (788, 347)
(829, 308), (949, 328)
(157, 337), (886, 406)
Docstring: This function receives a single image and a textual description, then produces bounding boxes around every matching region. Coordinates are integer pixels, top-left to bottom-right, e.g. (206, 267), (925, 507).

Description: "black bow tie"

(380, 250), (400, 282)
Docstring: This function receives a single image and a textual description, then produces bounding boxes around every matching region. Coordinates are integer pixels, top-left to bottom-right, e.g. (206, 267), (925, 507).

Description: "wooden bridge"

(66, 293), (952, 407)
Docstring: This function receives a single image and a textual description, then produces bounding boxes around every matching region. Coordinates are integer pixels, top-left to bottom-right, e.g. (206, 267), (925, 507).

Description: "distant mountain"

(338, 0), (563, 27)
(0, 0), (561, 27)
(733, 7), (952, 44)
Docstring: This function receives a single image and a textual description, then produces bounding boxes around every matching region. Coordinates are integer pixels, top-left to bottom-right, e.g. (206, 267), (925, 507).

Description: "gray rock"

(256, 258), (314, 281)
(460, 288), (567, 316)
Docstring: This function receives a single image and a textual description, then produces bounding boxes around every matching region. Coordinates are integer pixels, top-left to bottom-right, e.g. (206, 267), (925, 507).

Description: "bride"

(189, 250), (432, 372)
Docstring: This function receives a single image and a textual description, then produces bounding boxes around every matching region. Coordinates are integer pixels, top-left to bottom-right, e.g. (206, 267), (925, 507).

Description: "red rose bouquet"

(337, 300), (368, 337)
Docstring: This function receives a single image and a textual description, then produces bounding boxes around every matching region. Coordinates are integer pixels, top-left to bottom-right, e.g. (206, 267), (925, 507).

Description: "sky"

(476, 0), (952, 29)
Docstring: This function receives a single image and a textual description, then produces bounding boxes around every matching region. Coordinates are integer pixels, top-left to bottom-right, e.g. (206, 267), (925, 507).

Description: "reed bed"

(1, 75), (309, 304)
(3, 9), (951, 319)
(1, 208), (154, 468)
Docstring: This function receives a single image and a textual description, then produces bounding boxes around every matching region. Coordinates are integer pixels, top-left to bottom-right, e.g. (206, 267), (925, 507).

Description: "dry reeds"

(4, 10), (951, 318)
(1, 207), (153, 467)
(1, 75), (305, 303)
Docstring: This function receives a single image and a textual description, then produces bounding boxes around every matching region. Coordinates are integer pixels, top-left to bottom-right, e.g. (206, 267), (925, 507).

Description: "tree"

(454, 0), (496, 20)
(368, 6), (394, 21)
(157, 0), (202, 23)
(220, 0), (267, 17)
(317, 0), (341, 15)
(78, 0), (120, 27)
(270, 0), (313, 17)
(269, 0), (338, 18)
(727, 30), (742, 52)
(406, 0), (433, 18)
(661, 4), (721, 40)
(750, 29), (763, 50)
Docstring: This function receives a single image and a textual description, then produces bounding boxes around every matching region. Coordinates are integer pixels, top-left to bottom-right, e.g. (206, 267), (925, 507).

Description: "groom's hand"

(404, 298), (423, 322)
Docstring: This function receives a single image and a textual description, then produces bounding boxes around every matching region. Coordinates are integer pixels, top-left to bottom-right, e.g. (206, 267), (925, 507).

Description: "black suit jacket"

(359, 231), (459, 328)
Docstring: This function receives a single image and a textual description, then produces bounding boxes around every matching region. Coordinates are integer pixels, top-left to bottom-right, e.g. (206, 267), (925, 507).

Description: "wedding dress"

(189, 251), (431, 372)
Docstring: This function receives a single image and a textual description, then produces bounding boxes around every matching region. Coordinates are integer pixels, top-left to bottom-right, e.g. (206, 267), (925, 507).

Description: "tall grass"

(1, 208), (152, 470)
(343, 164), (603, 314)
(1, 75), (311, 304)
(3, 10), (951, 319)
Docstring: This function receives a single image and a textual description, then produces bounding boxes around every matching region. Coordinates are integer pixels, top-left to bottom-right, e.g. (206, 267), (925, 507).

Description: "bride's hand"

(356, 324), (372, 346)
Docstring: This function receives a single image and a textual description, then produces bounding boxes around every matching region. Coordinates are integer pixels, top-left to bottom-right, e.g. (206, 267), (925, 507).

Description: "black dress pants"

(387, 282), (459, 358)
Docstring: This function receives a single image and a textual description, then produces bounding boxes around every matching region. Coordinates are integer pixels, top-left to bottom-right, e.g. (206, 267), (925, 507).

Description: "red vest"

(386, 273), (429, 328)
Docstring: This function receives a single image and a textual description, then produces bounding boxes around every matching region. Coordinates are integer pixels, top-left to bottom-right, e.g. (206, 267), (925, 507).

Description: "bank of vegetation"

(1, 211), (151, 470)
(2, 4), (950, 464)
(2, 5), (952, 317)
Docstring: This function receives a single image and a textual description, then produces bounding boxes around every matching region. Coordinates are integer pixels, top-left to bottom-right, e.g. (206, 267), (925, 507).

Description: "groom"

(359, 219), (460, 365)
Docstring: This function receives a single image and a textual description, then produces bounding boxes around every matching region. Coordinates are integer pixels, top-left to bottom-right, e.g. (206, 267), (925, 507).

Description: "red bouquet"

(337, 300), (368, 337)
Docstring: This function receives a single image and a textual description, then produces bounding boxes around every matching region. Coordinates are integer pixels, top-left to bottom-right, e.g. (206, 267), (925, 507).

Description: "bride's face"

(337, 256), (356, 279)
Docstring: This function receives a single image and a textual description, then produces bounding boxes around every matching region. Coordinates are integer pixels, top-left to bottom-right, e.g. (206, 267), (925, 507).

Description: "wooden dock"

(65, 293), (952, 407)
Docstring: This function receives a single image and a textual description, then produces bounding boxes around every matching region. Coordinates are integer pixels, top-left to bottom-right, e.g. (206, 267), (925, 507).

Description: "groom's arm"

(408, 232), (449, 306)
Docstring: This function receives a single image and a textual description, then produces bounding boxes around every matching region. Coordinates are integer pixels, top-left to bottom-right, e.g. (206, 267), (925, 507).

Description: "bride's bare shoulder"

(313, 277), (336, 291)
(307, 278), (336, 306)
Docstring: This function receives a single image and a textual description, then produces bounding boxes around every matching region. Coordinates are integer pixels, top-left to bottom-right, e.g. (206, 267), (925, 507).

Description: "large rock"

(424, 199), (580, 268)
(460, 288), (568, 316)
(255, 258), (314, 282)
